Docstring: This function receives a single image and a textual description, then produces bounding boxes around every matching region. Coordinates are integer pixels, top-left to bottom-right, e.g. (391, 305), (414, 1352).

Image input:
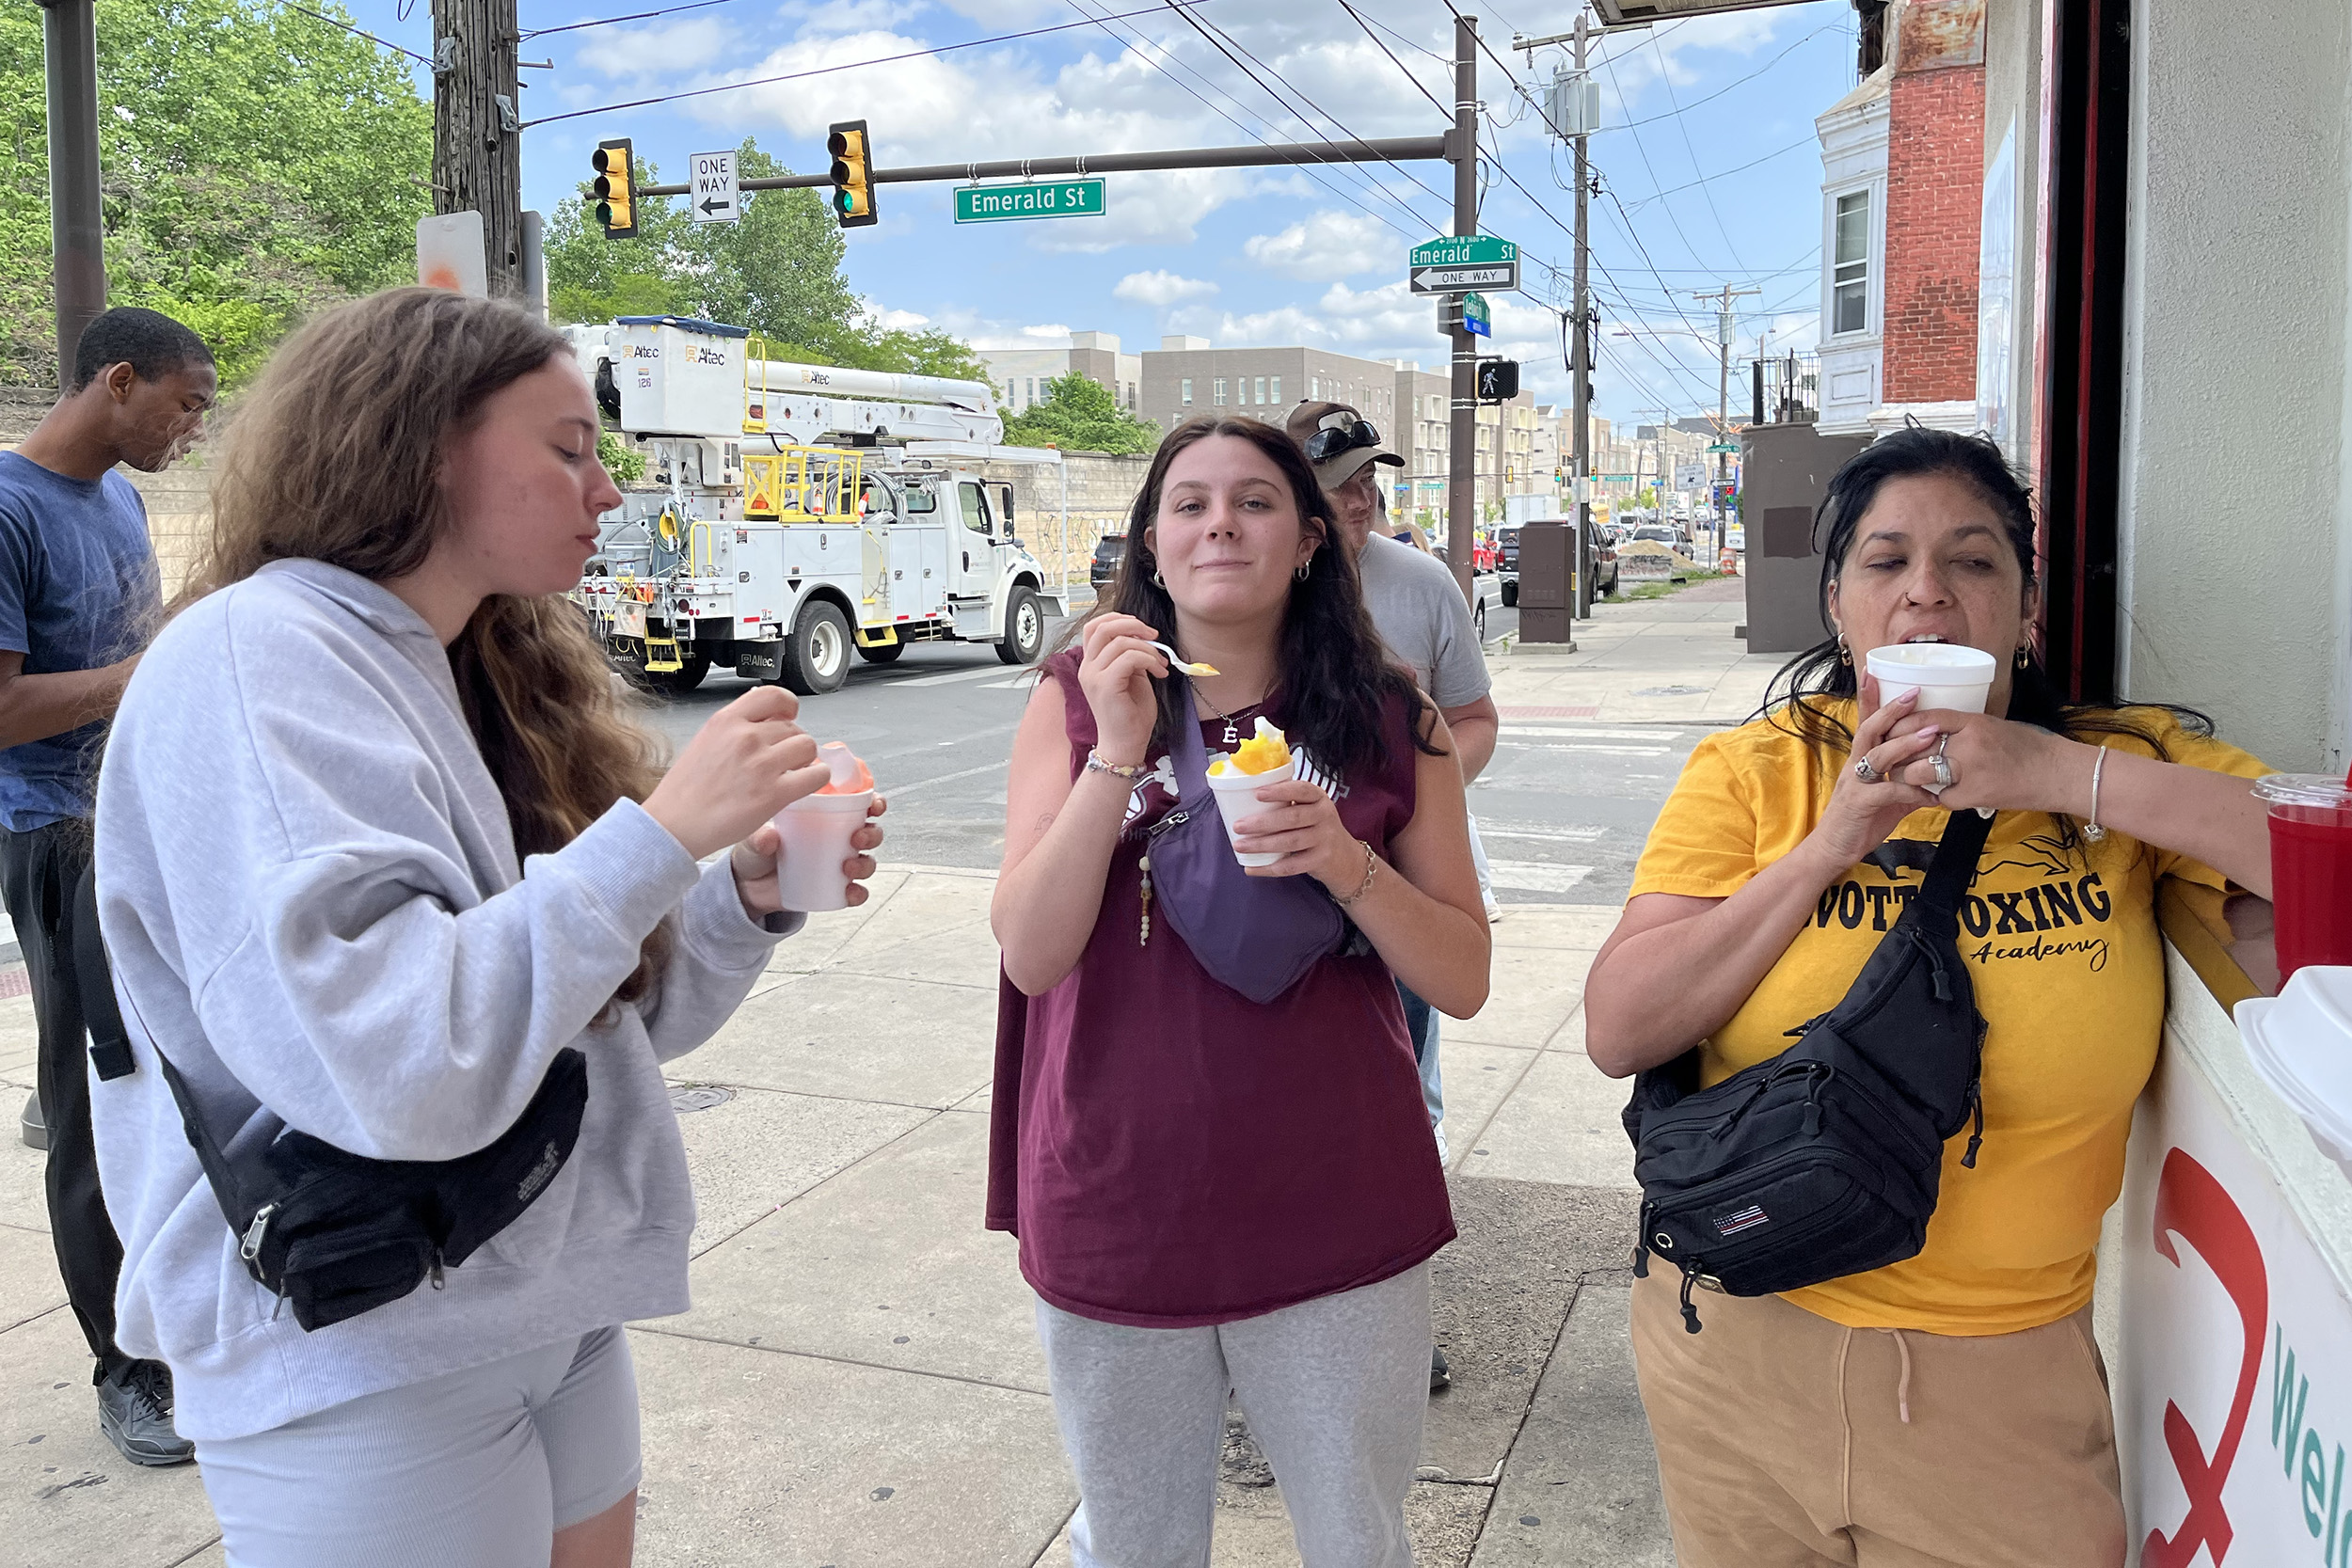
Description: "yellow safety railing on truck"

(743, 333), (770, 435)
(742, 446), (864, 524)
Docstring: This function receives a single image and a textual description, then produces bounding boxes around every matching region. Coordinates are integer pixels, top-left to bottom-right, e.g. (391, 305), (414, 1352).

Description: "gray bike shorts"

(196, 1325), (641, 1568)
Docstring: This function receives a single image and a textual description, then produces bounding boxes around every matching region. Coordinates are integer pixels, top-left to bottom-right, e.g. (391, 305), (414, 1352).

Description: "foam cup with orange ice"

(771, 740), (875, 911)
(1206, 718), (1296, 867)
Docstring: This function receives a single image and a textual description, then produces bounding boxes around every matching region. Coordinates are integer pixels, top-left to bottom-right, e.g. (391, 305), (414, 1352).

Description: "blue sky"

(339, 0), (1856, 425)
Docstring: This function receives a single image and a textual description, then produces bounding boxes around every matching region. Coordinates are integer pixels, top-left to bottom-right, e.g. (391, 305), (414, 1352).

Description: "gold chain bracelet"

(1331, 840), (1379, 908)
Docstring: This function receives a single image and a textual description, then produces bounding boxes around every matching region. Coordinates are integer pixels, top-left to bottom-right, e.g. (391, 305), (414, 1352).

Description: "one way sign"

(691, 150), (739, 224)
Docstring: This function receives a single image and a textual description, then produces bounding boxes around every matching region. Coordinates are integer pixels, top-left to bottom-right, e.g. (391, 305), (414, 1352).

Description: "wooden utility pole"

(1568, 10), (1593, 619)
(1444, 12), (1480, 611)
(1692, 283), (1758, 559)
(36, 0), (104, 386)
(432, 0), (523, 296)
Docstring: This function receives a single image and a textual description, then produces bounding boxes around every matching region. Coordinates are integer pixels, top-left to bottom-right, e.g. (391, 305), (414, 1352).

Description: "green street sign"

(955, 180), (1106, 224)
(1411, 234), (1517, 267)
(1408, 233), (1519, 295)
(1706, 442), (1740, 453)
(1462, 292), (1491, 338)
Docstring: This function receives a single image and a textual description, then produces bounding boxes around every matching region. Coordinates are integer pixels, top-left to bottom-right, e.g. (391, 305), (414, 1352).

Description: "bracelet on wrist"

(1331, 840), (1380, 908)
(1085, 750), (1146, 781)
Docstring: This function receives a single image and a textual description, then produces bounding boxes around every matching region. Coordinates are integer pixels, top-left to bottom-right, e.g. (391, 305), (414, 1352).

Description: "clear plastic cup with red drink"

(2254, 774), (2352, 980)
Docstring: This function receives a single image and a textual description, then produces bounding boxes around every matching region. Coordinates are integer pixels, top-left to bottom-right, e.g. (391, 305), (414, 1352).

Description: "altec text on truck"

(563, 315), (1067, 695)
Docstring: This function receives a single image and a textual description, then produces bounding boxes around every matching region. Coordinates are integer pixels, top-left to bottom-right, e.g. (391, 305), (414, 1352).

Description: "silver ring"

(1934, 733), (1953, 761)
(1852, 756), (1881, 784)
(1931, 753), (1957, 789)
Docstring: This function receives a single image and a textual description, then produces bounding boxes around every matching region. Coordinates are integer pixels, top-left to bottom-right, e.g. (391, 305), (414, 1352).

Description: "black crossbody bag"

(73, 866), (591, 1333)
(1620, 808), (1993, 1332)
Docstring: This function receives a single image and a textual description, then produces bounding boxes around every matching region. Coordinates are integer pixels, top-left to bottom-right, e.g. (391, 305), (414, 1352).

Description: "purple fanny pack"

(1144, 686), (1348, 1005)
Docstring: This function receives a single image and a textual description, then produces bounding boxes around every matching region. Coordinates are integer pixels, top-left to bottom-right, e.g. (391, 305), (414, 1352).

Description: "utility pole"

(1568, 9), (1593, 619)
(1445, 11), (1480, 611)
(1692, 283), (1757, 561)
(36, 0), (103, 386)
(433, 0), (524, 296)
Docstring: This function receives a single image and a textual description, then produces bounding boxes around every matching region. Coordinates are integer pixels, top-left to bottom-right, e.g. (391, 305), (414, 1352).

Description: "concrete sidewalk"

(0, 590), (1780, 1565)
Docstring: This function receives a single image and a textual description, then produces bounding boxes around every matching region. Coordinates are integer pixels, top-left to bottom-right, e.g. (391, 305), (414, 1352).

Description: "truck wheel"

(782, 601), (851, 695)
(636, 650), (710, 695)
(995, 584), (1044, 666)
(855, 640), (904, 666)
(1501, 580), (1518, 608)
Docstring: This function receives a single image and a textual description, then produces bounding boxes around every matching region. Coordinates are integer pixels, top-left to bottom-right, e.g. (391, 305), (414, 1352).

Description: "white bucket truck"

(564, 315), (1067, 694)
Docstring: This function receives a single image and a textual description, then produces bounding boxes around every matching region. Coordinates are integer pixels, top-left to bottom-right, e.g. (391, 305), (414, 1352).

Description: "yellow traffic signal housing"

(827, 120), (878, 230)
(593, 138), (637, 239)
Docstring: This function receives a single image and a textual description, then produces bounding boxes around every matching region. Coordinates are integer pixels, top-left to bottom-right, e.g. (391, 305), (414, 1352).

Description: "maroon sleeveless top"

(984, 650), (1455, 1326)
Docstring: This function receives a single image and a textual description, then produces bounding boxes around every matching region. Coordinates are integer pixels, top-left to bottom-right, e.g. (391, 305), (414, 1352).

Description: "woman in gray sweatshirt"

(89, 289), (882, 1567)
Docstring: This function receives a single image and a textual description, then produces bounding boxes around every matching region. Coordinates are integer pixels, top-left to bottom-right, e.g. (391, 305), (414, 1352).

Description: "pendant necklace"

(1195, 685), (1260, 749)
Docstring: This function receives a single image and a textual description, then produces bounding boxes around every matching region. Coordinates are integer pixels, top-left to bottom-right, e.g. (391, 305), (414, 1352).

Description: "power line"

(524, 0), (1211, 127)
(1625, 132), (1817, 207)
(1645, 26), (1751, 275)
(1605, 23), (1839, 132)
(521, 0), (732, 40)
(278, 0), (433, 65)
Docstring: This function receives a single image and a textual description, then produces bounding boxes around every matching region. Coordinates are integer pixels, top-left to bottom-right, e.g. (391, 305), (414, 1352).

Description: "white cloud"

(1242, 210), (1389, 280)
(1113, 270), (1218, 307)
(573, 17), (731, 79)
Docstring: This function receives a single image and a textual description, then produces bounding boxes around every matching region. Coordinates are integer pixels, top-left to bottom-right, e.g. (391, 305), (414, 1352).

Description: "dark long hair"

(1067, 416), (1438, 776)
(1757, 426), (2209, 765)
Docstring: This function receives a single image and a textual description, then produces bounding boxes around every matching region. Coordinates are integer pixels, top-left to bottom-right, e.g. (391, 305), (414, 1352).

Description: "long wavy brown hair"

(183, 287), (670, 1005)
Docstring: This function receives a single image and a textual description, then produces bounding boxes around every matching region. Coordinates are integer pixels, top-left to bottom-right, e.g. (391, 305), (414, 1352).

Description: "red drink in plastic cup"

(2255, 774), (2352, 980)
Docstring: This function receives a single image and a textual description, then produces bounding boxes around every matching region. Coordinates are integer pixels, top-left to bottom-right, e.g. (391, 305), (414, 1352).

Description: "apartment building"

(1391, 360), (1452, 529)
(1138, 337), (1398, 436)
(977, 331), (1143, 416)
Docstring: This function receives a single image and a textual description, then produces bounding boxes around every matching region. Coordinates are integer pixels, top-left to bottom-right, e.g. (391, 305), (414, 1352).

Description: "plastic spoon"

(1147, 641), (1219, 677)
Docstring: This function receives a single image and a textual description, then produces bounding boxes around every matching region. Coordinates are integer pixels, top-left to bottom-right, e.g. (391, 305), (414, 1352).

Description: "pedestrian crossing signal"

(593, 138), (637, 239)
(828, 120), (877, 230)
(1474, 358), (1520, 403)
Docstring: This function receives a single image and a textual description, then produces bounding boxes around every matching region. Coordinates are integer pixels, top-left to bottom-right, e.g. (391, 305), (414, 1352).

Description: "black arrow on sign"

(700, 197), (731, 214)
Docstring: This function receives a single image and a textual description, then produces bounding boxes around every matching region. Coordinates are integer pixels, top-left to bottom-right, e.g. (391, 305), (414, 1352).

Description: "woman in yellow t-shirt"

(1585, 428), (2274, 1568)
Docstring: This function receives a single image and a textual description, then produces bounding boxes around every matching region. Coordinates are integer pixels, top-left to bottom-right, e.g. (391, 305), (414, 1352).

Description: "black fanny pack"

(73, 867), (591, 1333)
(1620, 808), (1993, 1332)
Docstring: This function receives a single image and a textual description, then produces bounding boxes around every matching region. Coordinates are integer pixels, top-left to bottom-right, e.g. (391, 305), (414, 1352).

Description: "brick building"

(1815, 0), (1987, 436)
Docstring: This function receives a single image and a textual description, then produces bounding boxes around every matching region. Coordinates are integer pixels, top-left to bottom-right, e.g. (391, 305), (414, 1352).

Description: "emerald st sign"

(1462, 292), (1491, 338)
(954, 180), (1106, 223)
(1409, 234), (1519, 294)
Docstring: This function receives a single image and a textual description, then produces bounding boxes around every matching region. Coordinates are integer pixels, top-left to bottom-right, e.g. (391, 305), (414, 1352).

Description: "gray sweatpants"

(1035, 1264), (1431, 1568)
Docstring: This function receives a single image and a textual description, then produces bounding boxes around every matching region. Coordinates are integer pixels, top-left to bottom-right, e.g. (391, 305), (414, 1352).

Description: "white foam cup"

(772, 788), (873, 912)
(1205, 756), (1297, 867)
(1864, 642), (1998, 716)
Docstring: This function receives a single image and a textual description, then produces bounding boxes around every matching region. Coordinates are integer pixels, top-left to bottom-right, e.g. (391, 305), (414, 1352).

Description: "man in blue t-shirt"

(0, 307), (213, 1466)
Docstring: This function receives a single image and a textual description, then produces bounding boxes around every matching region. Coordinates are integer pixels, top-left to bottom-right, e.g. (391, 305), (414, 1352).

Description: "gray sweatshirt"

(93, 559), (785, 1441)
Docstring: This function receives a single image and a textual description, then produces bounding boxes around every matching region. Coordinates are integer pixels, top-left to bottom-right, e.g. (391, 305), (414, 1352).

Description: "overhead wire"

(522, 0), (735, 40)
(278, 1), (433, 65)
(1645, 27), (1752, 275)
(523, 0), (1213, 127)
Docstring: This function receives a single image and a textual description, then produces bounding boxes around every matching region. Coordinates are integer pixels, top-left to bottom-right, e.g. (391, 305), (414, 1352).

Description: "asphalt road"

(633, 597), (1701, 908)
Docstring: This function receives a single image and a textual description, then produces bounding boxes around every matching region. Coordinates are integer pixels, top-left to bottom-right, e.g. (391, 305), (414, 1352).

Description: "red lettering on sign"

(2141, 1147), (2270, 1566)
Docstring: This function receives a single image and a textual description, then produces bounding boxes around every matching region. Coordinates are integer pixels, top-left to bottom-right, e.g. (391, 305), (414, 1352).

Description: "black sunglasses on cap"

(1304, 418), (1382, 464)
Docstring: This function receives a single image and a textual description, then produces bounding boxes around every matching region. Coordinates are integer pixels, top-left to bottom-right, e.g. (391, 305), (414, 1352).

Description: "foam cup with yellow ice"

(1205, 718), (1296, 866)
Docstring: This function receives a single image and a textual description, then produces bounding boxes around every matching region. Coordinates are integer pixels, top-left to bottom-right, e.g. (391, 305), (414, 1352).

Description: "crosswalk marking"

(1498, 726), (1684, 742)
(1501, 740), (1672, 757)
(1477, 824), (1607, 844)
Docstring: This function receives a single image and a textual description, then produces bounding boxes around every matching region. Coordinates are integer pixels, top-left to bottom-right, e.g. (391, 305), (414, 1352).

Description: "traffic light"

(592, 138), (636, 239)
(1474, 358), (1519, 402)
(828, 120), (878, 229)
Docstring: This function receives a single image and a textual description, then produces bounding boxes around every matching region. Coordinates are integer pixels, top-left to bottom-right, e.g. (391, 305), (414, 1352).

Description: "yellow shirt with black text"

(1629, 702), (2268, 1336)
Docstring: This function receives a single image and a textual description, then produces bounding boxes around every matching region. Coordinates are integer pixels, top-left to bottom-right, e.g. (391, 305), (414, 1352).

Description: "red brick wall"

(1882, 61), (1985, 404)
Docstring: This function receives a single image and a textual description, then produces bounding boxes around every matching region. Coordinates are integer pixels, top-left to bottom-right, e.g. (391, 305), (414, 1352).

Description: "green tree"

(545, 137), (993, 386)
(1001, 372), (1160, 455)
(0, 0), (431, 387)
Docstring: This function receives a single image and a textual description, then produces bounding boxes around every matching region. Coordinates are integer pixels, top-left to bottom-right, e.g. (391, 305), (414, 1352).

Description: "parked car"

(1089, 533), (1126, 590)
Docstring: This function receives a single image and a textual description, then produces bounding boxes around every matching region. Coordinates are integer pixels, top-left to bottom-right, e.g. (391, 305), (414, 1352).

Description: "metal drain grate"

(668, 1085), (735, 1114)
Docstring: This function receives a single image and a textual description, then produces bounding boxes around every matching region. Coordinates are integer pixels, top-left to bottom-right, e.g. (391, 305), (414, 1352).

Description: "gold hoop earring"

(1836, 635), (1851, 666)
(2014, 644), (2030, 670)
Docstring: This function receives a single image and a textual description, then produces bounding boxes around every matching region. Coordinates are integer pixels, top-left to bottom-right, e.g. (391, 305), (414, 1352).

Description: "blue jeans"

(1393, 980), (1446, 1159)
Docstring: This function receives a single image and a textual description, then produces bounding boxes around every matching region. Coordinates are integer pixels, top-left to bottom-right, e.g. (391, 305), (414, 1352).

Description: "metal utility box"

(1739, 422), (1872, 654)
(1518, 518), (1575, 643)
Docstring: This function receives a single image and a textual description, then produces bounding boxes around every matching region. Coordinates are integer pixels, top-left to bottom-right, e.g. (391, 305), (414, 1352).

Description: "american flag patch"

(1714, 1205), (1772, 1237)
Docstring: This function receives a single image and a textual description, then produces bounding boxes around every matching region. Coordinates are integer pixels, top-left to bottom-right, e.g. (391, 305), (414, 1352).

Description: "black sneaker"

(1429, 1346), (1451, 1393)
(98, 1361), (194, 1466)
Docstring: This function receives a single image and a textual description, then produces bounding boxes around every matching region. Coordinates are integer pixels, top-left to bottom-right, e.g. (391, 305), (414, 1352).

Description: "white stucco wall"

(2118, 0), (2352, 774)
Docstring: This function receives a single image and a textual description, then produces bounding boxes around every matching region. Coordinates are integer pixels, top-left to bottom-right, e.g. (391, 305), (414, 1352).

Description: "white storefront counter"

(2108, 924), (2352, 1566)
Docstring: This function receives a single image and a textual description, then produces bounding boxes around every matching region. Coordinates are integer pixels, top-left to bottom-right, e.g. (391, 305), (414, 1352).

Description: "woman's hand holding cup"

(1077, 613), (1169, 766)
(730, 796), (889, 917)
(643, 686), (831, 860)
(1803, 681), (1945, 876)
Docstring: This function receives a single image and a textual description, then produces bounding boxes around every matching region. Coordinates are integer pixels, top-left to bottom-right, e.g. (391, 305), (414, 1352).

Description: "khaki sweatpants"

(1629, 1269), (2126, 1567)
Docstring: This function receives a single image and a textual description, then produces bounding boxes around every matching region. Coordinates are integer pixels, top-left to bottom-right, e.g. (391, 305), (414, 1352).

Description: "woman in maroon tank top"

(989, 419), (1490, 1566)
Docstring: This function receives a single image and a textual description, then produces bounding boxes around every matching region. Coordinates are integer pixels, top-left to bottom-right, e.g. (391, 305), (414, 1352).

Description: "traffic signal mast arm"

(628, 134), (1450, 198)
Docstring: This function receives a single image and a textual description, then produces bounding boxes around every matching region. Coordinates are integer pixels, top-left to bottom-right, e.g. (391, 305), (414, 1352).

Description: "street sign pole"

(1446, 11), (1479, 613)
